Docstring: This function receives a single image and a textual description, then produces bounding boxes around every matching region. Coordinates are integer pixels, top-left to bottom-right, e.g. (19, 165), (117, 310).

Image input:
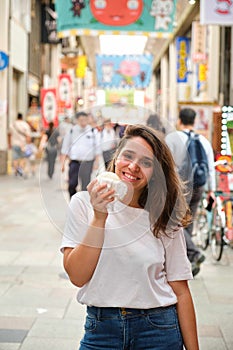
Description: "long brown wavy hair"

(107, 124), (191, 237)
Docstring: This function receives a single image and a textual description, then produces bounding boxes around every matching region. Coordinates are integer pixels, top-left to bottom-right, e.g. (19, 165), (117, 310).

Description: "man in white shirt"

(101, 119), (117, 169)
(166, 108), (216, 276)
(58, 116), (72, 141)
(60, 111), (101, 198)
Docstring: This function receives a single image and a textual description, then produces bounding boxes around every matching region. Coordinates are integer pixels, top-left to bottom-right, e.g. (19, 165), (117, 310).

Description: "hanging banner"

(55, 0), (177, 38)
(105, 90), (134, 106)
(60, 56), (78, 70)
(96, 54), (153, 89)
(41, 88), (58, 128)
(58, 74), (72, 109)
(41, 3), (60, 44)
(176, 37), (190, 83)
(200, 0), (233, 25)
(76, 55), (87, 78)
(192, 21), (207, 63)
(197, 63), (208, 95)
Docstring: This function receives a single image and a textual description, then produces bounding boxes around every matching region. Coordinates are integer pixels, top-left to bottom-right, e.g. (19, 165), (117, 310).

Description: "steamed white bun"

(96, 172), (127, 200)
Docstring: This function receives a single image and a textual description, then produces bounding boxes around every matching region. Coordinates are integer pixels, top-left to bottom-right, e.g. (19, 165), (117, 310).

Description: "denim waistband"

(87, 304), (176, 319)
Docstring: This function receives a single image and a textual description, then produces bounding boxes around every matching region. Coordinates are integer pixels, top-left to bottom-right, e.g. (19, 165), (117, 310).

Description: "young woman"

(61, 124), (199, 350)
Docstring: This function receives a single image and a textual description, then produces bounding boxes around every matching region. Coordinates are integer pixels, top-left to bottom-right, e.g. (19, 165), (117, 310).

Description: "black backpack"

(179, 131), (209, 189)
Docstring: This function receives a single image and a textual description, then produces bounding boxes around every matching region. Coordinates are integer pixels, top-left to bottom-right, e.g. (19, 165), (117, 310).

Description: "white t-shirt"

(61, 191), (193, 309)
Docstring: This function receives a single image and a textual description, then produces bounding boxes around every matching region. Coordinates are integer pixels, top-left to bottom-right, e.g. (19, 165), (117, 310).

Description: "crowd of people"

(8, 111), (126, 181)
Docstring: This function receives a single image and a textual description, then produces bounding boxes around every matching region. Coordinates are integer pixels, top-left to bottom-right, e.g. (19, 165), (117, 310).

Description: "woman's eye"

(141, 160), (153, 168)
(123, 152), (133, 160)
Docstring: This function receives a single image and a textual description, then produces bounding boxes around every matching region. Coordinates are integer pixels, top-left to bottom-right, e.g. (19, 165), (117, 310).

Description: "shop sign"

(192, 21), (207, 63)
(28, 74), (40, 96)
(60, 56), (78, 70)
(41, 3), (60, 44)
(0, 51), (9, 71)
(76, 56), (87, 79)
(40, 88), (58, 128)
(58, 74), (72, 110)
(197, 63), (207, 95)
(176, 37), (190, 83)
(201, 0), (233, 25)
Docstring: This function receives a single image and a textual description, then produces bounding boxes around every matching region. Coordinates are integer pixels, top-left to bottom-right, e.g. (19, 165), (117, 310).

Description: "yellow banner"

(76, 55), (87, 78)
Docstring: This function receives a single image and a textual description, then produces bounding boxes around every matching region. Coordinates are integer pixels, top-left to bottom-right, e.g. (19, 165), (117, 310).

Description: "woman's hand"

(87, 179), (115, 221)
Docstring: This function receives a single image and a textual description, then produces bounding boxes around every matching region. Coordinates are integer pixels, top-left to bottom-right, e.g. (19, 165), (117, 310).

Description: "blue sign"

(176, 37), (190, 83)
(96, 54), (153, 89)
(0, 51), (9, 71)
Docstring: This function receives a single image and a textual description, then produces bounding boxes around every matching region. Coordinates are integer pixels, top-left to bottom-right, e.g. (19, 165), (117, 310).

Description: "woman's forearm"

(169, 281), (199, 350)
(64, 217), (106, 287)
(176, 290), (199, 350)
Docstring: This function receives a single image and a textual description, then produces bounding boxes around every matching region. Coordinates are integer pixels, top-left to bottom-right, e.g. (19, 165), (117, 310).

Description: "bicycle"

(195, 156), (233, 261)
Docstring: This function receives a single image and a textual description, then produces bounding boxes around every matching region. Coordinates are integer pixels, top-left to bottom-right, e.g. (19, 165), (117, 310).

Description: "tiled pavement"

(0, 160), (233, 350)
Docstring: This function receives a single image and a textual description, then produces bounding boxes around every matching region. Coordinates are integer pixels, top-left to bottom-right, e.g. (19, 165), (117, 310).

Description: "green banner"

(55, 0), (177, 38)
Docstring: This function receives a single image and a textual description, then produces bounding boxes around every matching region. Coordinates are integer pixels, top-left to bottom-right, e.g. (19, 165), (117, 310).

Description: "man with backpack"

(166, 108), (216, 277)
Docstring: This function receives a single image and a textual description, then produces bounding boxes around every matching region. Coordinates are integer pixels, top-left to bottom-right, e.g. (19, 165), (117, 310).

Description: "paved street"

(0, 159), (233, 350)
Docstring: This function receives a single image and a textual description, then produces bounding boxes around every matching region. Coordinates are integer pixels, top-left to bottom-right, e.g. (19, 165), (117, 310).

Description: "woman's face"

(115, 136), (154, 200)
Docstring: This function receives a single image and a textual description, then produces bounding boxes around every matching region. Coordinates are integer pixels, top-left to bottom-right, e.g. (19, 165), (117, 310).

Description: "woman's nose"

(128, 160), (140, 171)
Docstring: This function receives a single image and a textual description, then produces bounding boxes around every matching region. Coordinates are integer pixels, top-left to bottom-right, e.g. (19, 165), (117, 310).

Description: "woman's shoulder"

(159, 226), (184, 246)
(70, 191), (90, 208)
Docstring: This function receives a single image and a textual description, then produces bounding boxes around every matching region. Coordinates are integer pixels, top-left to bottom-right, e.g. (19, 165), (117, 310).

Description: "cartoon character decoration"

(102, 63), (114, 84)
(71, 0), (86, 17)
(150, 0), (174, 30)
(117, 60), (141, 87)
(215, 0), (233, 15)
(90, 0), (143, 26)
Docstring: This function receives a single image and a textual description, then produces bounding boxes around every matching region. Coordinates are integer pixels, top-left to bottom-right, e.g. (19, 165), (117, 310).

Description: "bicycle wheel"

(194, 199), (210, 250)
(195, 210), (210, 250)
(211, 207), (224, 261)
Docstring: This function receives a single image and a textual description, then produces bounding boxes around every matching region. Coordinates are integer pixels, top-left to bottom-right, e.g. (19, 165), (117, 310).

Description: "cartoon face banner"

(55, 0), (177, 38)
(96, 54), (153, 89)
(200, 0), (233, 25)
(41, 88), (58, 128)
(58, 74), (72, 109)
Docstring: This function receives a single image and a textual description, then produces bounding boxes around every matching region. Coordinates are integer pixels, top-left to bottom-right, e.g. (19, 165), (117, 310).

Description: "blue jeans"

(79, 305), (183, 350)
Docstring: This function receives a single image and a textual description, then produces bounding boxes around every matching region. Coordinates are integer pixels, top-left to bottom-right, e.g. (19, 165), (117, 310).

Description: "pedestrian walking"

(8, 112), (31, 177)
(60, 111), (101, 198)
(39, 122), (60, 179)
(24, 137), (38, 177)
(165, 108), (216, 277)
(61, 124), (199, 350)
(101, 118), (118, 169)
(146, 113), (166, 135)
(58, 115), (73, 151)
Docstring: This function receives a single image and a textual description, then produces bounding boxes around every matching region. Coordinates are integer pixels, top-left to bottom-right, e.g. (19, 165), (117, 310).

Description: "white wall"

(0, 1), (9, 151)
(9, 19), (28, 122)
